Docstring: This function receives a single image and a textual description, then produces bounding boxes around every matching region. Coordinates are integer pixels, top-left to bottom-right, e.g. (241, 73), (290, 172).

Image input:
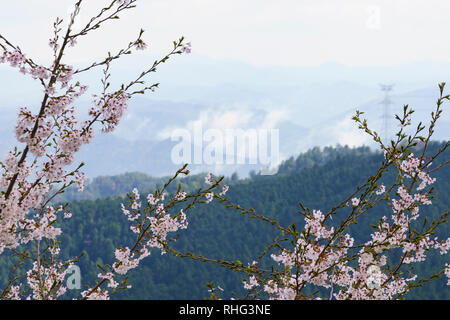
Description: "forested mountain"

(0, 142), (448, 300)
(277, 145), (377, 175)
(52, 171), (233, 203)
(55, 144), (378, 202)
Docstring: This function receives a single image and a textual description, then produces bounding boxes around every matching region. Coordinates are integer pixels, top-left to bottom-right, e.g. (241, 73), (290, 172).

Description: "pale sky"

(1, 0), (450, 67)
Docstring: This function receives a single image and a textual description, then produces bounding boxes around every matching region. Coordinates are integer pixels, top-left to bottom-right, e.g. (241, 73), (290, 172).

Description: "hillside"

(54, 144), (378, 202)
(0, 142), (448, 299)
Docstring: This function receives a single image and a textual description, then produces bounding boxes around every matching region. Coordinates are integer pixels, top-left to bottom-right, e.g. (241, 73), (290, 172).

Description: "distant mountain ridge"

(53, 143), (443, 203)
(1, 59), (449, 178)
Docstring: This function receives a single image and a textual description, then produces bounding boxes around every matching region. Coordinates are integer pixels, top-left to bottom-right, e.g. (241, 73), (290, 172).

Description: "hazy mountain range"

(0, 57), (449, 178)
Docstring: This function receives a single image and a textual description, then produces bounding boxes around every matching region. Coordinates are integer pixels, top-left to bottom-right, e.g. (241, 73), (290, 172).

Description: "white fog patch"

(332, 117), (371, 147)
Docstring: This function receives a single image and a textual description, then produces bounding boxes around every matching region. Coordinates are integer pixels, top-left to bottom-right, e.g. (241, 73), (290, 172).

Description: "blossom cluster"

(0, 0), (199, 300)
(26, 259), (73, 300)
(241, 153), (449, 300)
(400, 153), (436, 191)
(91, 90), (130, 133)
(82, 173), (222, 299)
(0, 72), (94, 256)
